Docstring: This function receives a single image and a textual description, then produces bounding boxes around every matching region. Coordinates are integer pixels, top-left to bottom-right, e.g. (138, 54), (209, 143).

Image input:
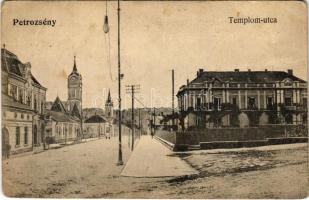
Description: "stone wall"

(175, 125), (308, 145)
(155, 130), (176, 144)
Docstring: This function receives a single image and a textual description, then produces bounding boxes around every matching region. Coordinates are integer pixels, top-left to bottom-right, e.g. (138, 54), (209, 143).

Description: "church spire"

(105, 89), (113, 106)
(73, 55), (77, 72)
(107, 90), (111, 102)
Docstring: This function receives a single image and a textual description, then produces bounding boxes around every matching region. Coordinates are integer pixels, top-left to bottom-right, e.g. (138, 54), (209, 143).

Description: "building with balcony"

(176, 69), (307, 129)
(1, 47), (47, 155)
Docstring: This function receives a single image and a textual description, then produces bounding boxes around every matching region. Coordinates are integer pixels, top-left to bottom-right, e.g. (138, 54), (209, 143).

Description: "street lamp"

(103, 15), (109, 34)
(103, 0), (123, 165)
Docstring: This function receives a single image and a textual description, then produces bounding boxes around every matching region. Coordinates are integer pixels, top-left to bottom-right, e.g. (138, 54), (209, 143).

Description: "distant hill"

(82, 108), (104, 119)
(116, 107), (175, 131)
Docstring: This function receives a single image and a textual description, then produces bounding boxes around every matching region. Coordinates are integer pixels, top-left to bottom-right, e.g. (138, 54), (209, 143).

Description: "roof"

(1, 48), (46, 89)
(50, 96), (67, 113)
(31, 74), (44, 87)
(105, 89), (113, 105)
(1, 48), (22, 76)
(46, 110), (80, 123)
(69, 56), (81, 77)
(71, 103), (81, 119)
(2, 93), (34, 112)
(190, 70), (306, 84)
(84, 114), (106, 123)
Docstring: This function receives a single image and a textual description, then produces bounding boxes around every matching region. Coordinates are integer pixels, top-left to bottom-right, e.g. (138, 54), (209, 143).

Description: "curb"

(154, 136), (175, 150)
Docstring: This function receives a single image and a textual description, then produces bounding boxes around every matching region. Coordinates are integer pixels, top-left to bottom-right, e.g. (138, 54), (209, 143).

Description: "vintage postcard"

(1, 0), (308, 198)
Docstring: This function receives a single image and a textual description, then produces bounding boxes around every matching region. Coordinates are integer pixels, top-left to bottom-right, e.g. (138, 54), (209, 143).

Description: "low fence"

(156, 125), (308, 146)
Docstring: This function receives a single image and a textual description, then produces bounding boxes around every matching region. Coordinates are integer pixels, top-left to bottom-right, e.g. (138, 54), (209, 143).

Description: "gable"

(71, 103), (81, 119)
(282, 78), (293, 86)
(51, 97), (67, 113)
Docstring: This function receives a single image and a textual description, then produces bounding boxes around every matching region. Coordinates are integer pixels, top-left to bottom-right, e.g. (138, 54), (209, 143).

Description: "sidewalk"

(121, 135), (199, 177)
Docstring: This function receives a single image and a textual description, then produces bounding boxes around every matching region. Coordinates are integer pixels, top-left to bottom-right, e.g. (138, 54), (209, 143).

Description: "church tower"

(105, 90), (113, 118)
(68, 56), (82, 117)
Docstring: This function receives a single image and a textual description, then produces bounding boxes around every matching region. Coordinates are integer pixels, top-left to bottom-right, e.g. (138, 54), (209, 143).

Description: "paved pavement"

(121, 135), (199, 177)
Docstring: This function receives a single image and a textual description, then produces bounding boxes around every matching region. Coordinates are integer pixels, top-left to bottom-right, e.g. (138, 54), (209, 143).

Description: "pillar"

(257, 90), (260, 109)
(245, 90), (248, 109)
(238, 90), (242, 109)
(263, 90), (267, 109)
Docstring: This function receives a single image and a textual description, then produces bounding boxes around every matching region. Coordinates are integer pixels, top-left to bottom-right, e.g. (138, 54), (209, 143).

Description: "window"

(303, 98), (307, 109)
(285, 97), (292, 106)
(24, 127), (28, 145)
(267, 97), (273, 106)
(14, 112), (17, 118)
(18, 88), (24, 103)
(196, 97), (201, 110)
(16, 127), (20, 146)
(21, 113), (24, 119)
(232, 97), (237, 105)
(9, 84), (18, 100)
(248, 97), (256, 110)
(69, 125), (72, 136)
(27, 114), (30, 120)
(285, 114), (293, 124)
(41, 102), (44, 114)
(34, 97), (37, 111)
(266, 97), (274, 110)
(27, 96), (31, 106)
(213, 97), (221, 110)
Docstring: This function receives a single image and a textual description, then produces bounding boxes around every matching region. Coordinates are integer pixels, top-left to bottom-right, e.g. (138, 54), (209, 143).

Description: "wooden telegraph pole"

(172, 69), (175, 127)
(126, 85), (140, 151)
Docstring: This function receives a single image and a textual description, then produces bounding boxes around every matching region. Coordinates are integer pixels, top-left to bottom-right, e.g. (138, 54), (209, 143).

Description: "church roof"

(69, 56), (81, 77)
(46, 110), (80, 123)
(105, 90), (113, 105)
(84, 114), (107, 123)
(71, 103), (81, 119)
(50, 96), (67, 113)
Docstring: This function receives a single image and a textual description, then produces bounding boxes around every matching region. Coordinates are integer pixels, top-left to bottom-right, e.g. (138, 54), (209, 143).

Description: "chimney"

(265, 69), (268, 72)
(197, 68), (204, 77)
(234, 69), (239, 72)
(287, 69), (293, 75)
(248, 69), (251, 72)
(187, 79), (189, 85)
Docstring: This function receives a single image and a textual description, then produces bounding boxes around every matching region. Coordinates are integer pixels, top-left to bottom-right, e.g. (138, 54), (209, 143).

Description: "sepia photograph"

(1, 0), (308, 198)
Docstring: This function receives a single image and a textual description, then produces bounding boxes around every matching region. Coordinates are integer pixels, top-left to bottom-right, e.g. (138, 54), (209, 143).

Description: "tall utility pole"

(172, 69), (175, 126)
(117, 0), (123, 165)
(104, 0), (123, 165)
(126, 85), (140, 151)
(138, 108), (141, 139)
(153, 107), (156, 135)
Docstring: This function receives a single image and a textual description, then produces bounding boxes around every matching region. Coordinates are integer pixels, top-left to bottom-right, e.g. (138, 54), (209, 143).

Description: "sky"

(2, 1), (307, 109)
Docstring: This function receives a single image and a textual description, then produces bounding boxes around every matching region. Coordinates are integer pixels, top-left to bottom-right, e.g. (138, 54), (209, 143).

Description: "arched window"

(34, 97), (37, 111)
(15, 127), (20, 146)
(24, 127), (28, 145)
